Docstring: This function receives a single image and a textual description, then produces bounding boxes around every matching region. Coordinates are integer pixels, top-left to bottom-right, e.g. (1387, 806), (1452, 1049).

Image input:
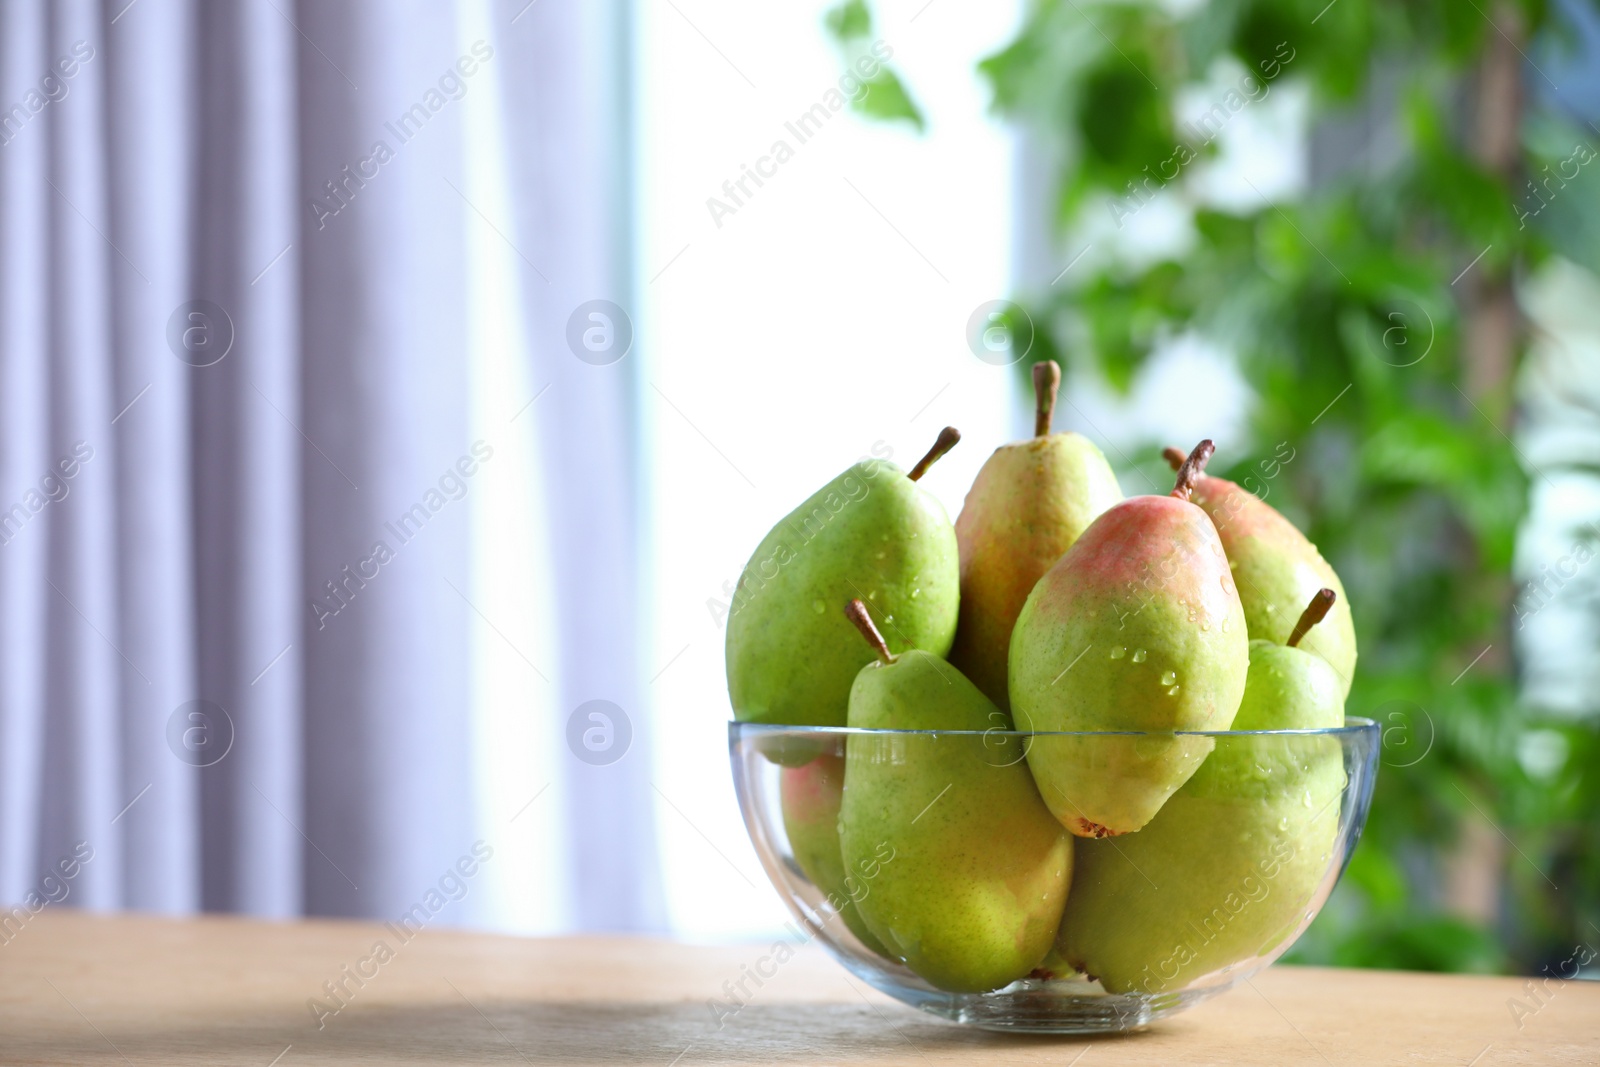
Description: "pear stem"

(1161, 446), (1186, 471)
(1033, 360), (1061, 437)
(907, 426), (960, 482)
(1170, 440), (1214, 501)
(1287, 588), (1337, 648)
(844, 599), (895, 664)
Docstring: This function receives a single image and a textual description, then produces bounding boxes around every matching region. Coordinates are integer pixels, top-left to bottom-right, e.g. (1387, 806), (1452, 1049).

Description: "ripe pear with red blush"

(1058, 590), (1346, 994)
(780, 751), (891, 958)
(1162, 446), (1356, 696)
(1009, 441), (1249, 838)
(948, 361), (1123, 709)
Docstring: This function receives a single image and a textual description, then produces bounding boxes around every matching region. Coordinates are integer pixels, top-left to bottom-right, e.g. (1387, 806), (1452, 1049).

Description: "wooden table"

(0, 912), (1593, 1065)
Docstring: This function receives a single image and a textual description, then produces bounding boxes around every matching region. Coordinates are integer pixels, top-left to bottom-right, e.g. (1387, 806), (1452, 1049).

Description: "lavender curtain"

(0, 0), (660, 930)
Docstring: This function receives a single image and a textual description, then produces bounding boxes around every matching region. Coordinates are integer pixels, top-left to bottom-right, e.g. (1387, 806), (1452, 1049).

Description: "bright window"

(636, 0), (1024, 939)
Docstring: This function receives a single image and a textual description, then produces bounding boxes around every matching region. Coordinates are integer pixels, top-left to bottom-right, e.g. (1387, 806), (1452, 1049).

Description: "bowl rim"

(729, 715), (1379, 739)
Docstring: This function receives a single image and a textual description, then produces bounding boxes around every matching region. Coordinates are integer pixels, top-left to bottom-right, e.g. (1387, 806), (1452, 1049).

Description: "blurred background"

(0, 0), (1596, 982)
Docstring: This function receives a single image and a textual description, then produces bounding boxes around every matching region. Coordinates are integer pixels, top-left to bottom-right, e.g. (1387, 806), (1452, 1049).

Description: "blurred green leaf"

(855, 69), (926, 131)
(825, 0), (872, 40)
(825, 0), (925, 133)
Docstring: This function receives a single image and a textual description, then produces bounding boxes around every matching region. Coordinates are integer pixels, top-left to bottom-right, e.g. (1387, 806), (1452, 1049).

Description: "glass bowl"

(729, 718), (1379, 1033)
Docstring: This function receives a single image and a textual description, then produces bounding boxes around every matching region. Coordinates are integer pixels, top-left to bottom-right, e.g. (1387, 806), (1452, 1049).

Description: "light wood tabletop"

(0, 911), (1593, 1065)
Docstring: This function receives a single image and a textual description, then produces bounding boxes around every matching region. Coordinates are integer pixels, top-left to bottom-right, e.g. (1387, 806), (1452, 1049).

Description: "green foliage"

(1329, 912), (1510, 973)
(824, 0), (873, 39)
(856, 70), (926, 131)
(1522, 112), (1600, 273)
(824, 0), (927, 131)
(838, 0), (1600, 975)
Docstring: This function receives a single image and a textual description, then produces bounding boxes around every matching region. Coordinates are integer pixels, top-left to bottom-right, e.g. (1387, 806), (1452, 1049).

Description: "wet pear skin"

(840, 650), (1073, 993)
(1189, 474), (1356, 696)
(1009, 494), (1249, 836)
(726, 460), (959, 727)
(1058, 638), (1345, 994)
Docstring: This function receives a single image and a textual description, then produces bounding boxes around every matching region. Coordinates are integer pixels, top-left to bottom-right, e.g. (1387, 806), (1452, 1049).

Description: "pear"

(837, 601), (1073, 993)
(1162, 446), (1356, 696)
(780, 751), (891, 957)
(1010, 441), (1249, 837)
(726, 428), (962, 727)
(948, 361), (1123, 708)
(1057, 590), (1347, 994)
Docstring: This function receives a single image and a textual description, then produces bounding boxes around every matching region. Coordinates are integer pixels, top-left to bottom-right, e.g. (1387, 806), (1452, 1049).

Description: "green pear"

(726, 428), (962, 727)
(1057, 590), (1347, 994)
(1010, 441), (1248, 837)
(780, 751), (891, 957)
(949, 361), (1123, 709)
(837, 601), (1073, 993)
(1162, 446), (1356, 696)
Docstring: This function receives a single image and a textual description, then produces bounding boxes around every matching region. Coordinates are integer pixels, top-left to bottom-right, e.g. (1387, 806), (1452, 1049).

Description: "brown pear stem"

(1287, 588), (1337, 648)
(1161, 446), (1186, 471)
(844, 599), (895, 664)
(1033, 361), (1061, 437)
(1170, 440), (1214, 500)
(907, 426), (960, 482)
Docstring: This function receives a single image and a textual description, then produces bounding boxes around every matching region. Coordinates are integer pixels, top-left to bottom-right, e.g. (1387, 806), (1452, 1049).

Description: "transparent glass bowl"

(730, 718), (1379, 1033)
